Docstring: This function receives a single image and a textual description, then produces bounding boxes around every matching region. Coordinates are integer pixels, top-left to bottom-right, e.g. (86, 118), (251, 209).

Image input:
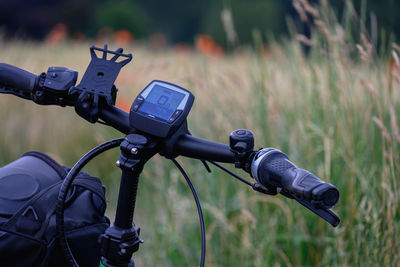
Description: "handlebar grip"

(251, 148), (339, 209)
(0, 63), (38, 92)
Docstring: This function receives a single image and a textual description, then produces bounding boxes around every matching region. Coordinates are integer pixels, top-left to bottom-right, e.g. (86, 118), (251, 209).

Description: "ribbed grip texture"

(257, 150), (339, 208)
(0, 63), (37, 92)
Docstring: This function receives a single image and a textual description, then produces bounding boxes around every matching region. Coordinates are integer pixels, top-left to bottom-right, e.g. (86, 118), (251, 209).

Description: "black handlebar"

(0, 61), (340, 225)
(175, 135), (235, 163)
(251, 148), (339, 209)
(0, 63), (38, 93)
(100, 105), (131, 134)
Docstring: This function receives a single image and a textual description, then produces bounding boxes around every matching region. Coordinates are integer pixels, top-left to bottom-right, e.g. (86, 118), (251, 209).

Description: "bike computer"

(129, 80), (194, 138)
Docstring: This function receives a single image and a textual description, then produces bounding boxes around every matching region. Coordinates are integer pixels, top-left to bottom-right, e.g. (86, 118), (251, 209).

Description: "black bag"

(0, 151), (110, 267)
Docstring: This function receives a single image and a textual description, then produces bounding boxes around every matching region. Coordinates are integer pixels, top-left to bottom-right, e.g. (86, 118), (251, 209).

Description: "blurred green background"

(0, 0), (400, 47)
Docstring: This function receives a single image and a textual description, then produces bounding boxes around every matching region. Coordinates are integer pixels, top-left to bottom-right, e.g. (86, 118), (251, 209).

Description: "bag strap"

(0, 225), (47, 245)
(33, 175), (107, 239)
(72, 175), (106, 202)
(3, 181), (62, 229)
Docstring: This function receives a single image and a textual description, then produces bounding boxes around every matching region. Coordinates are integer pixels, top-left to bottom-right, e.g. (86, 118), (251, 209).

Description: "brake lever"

(255, 185), (340, 227)
(289, 193), (340, 227)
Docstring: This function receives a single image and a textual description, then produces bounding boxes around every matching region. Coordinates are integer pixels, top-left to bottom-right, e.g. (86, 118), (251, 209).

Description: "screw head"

(116, 160), (121, 167)
(131, 147), (138, 155)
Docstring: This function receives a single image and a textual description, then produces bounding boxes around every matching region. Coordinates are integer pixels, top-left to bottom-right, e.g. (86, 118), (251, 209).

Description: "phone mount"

(70, 45), (132, 123)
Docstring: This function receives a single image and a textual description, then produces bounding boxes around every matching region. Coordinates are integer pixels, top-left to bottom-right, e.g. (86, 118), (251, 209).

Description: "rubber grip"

(0, 63), (38, 92)
(256, 149), (339, 208)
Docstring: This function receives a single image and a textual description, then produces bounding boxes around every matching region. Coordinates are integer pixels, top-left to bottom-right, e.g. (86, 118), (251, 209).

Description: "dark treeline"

(0, 0), (398, 46)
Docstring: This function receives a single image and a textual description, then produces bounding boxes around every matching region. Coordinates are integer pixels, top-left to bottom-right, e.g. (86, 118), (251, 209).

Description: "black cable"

(208, 161), (254, 187)
(171, 159), (205, 267)
(56, 138), (124, 267)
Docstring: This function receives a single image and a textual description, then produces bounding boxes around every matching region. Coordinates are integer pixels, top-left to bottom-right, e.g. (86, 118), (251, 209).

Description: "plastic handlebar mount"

(0, 63), (38, 92)
(252, 148), (339, 209)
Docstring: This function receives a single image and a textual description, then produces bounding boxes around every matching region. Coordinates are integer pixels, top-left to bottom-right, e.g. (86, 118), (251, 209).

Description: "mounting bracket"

(70, 45), (132, 123)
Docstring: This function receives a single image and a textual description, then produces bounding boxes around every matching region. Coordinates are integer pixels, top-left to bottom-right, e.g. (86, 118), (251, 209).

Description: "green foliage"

(202, 0), (287, 47)
(137, 0), (212, 43)
(89, 0), (148, 38)
(3, 0), (400, 48)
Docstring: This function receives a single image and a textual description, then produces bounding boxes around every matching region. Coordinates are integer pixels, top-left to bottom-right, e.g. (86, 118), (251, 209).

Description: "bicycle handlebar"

(86, 98), (341, 215)
(100, 105), (131, 134)
(0, 63), (38, 94)
(97, 107), (340, 210)
(0, 61), (340, 223)
(175, 135), (235, 163)
(251, 148), (339, 209)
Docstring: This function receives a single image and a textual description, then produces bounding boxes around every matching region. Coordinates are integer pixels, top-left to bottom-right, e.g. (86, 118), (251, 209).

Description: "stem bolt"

(131, 147), (138, 155)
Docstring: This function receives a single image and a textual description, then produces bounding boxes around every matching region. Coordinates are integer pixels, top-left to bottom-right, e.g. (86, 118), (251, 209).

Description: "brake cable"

(206, 160), (272, 195)
(170, 158), (268, 267)
(170, 158), (265, 267)
(171, 159), (206, 267)
(56, 138), (124, 267)
(207, 161), (254, 187)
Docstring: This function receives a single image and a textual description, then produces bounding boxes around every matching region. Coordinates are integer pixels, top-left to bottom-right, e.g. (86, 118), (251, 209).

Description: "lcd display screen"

(138, 85), (185, 121)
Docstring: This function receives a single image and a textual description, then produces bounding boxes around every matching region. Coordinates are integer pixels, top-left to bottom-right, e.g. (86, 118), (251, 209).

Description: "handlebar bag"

(0, 151), (110, 267)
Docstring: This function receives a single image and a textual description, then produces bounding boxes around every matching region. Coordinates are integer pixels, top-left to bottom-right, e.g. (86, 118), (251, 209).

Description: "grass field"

(0, 1), (399, 266)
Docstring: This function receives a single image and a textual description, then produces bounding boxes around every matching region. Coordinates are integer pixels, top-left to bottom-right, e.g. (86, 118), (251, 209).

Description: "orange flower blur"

(195, 35), (224, 58)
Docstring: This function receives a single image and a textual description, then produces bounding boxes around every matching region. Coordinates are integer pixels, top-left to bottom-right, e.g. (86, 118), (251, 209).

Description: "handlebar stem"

(100, 134), (160, 267)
